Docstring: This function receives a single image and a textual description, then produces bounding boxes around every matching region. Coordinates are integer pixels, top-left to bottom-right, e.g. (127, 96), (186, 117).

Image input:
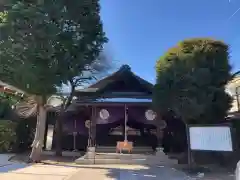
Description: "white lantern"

(145, 109), (157, 121)
(99, 109), (110, 120)
(159, 120), (167, 130)
(85, 120), (91, 128)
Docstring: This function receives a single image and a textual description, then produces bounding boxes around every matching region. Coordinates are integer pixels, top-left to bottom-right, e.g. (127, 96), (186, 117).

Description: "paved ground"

(67, 165), (192, 180)
(0, 163), (236, 180)
(0, 154), (15, 166)
(0, 164), (192, 180)
(0, 154), (235, 180)
(0, 154), (78, 180)
(0, 164), (79, 180)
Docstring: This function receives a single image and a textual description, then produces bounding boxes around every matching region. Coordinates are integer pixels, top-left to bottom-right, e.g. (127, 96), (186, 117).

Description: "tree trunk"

(29, 96), (47, 162)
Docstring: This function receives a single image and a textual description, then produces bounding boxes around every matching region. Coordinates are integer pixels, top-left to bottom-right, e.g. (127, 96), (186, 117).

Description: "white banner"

(189, 126), (233, 151)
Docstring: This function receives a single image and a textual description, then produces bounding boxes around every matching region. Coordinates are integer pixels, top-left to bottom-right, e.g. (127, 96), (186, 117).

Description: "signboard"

(189, 126), (233, 152)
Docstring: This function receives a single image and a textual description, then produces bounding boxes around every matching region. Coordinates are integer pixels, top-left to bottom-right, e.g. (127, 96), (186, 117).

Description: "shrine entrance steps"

(75, 149), (178, 166)
(96, 146), (153, 154)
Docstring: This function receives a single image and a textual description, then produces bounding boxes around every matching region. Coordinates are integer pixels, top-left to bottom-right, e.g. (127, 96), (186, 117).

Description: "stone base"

(147, 147), (178, 165)
(75, 153), (146, 165)
(85, 147), (96, 159)
(75, 147), (178, 165)
(74, 147), (96, 164)
(42, 150), (81, 157)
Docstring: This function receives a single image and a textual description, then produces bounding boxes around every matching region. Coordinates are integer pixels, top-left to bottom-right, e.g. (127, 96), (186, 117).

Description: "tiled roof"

(75, 64), (153, 94)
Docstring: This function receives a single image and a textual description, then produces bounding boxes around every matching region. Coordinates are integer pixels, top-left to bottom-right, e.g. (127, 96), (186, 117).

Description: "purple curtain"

(128, 106), (156, 124)
(62, 105), (156, 135)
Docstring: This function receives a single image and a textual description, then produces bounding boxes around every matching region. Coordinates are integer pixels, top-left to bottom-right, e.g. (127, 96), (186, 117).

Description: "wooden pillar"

(124, 104), (128, 141)
(156, 115), (163, 147)
(156, 125), (161, 147)
(90, 106), (96, 147)
(73, 119), (77, 151)
(43, 116), (48, 150)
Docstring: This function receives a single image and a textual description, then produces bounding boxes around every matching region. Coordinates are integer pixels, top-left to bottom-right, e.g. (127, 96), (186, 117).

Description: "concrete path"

(0, 163), (235, 180)
(0, 154), (78, 180)
(0, 154), (15, 166)
(67, 165), (192, 180)
(0, 158), (192, 180)
(0, 164), (79, 180)
(0, 153), (235, 180)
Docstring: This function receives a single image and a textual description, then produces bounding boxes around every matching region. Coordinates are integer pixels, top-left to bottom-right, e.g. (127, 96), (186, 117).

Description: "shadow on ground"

(7, 154), (235, 179)
(40, 162), (235, 180)
(0, 154), (29, 173)
(105, 166), (190, 180)
(45, 163), (191, 180)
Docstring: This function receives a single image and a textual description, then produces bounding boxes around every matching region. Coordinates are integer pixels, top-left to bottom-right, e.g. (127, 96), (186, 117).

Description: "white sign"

(189, 126), (233, 151)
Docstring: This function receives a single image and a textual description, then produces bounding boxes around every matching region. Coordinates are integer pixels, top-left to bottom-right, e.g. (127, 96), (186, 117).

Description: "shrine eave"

(74, 97), (152, 104)
(66, 97), (153, 111)
(92, 97), (151, 103)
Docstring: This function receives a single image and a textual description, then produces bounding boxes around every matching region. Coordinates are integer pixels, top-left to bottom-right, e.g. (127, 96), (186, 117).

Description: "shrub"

(14, 117), (36, 152)
(0, 120), (16, 152)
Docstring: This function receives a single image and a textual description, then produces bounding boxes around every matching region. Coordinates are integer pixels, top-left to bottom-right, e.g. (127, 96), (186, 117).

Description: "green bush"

(14, 117), (36, 152)
(0, 120), (17, 152)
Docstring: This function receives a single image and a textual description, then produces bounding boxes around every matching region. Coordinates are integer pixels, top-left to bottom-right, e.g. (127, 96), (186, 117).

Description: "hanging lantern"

(99, 109), (110, 120)
(158, 120), (167, 130)
(145, 109), (157, 121)
(85, 120), (91, 128)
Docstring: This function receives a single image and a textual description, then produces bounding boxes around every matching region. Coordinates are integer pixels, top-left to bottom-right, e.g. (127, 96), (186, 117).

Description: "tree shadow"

(0, 163), (29, 173)
(45, 163), (190, 180)
(0, 154), (29, 173)
(106, 167), (159, 180)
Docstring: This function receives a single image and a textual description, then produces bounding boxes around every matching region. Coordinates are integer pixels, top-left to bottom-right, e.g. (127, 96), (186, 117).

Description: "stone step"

(75, 158), (178, 165)
(97, 146), (152, 149)
(75, 151), (178, 165)
(96, 146), (153, 153)
(94, 153), (172, 161)
(94, 153), (147, 159)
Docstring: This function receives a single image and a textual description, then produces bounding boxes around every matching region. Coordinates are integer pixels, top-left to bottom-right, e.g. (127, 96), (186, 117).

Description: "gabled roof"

(74, 65), (153, 96)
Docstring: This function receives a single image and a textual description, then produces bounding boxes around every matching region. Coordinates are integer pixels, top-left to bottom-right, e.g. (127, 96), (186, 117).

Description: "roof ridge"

(76, 65), (153, 93)
(87, 64), (130, 89)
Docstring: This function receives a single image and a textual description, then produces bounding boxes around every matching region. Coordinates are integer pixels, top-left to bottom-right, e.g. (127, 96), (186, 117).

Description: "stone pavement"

(0, 155), (235, 180)
(0, 163), (235, 180)
(0, 154), (15, 166)
(0, 164), (79, 180)
(66, 165), (236, 180)
(66, 165), (192, 180)
(0, 161), (193, 180)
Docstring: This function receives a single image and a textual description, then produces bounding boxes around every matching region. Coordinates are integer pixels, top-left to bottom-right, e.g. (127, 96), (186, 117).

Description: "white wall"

(226, 76), (240, 112)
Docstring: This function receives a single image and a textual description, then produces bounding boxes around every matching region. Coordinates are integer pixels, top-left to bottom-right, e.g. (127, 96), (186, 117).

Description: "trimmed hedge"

(0, 120), (17, 152)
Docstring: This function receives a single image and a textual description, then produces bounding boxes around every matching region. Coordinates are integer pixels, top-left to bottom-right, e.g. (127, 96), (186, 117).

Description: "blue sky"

(100, 0), (240, 83)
